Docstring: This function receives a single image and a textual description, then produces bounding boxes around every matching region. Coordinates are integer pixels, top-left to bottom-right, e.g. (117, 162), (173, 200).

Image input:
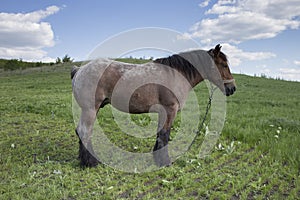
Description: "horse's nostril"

(225, 86), (236, 96)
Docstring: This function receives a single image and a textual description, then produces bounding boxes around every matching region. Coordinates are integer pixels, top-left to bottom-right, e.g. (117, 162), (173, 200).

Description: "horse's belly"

(110, 85), (160, 114)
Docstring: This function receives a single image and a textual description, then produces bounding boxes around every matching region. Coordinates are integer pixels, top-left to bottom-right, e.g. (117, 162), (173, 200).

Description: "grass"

(0, 62), (299, 199)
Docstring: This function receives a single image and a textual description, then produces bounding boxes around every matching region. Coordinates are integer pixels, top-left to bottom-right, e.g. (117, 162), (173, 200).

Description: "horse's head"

(208, 44), (236, 96)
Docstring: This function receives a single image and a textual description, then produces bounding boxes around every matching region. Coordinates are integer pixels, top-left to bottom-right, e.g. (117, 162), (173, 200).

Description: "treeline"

(0, 55), (73, 71)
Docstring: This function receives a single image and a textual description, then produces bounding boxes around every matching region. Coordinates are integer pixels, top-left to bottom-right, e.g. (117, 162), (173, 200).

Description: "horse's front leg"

(76, 108), (99, 167)
(153, 104), (178, 167)
(153, 128), (171, 167)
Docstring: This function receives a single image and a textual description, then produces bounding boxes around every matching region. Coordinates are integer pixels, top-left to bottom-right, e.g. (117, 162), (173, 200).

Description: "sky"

(1, 0), (300, 81)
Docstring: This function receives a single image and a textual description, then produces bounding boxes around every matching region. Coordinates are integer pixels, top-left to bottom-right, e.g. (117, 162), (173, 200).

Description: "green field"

(0, 62), (299, 199)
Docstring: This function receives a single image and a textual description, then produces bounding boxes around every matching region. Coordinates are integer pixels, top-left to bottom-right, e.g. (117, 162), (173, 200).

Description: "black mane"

(153, 54), (200, 80)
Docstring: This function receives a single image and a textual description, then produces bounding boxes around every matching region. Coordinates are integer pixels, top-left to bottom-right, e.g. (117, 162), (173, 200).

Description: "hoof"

(79, 141), (99, 168)
(153, 148), (171, 167)
(80, 155), (99, 168)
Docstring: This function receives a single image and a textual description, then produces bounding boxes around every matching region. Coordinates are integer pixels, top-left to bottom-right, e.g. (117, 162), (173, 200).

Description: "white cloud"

(180, 0), (300, 70)
(205, 0), (239, 15)
(279, 68), (300, 81)
(0, 47), (47, 59)
(219, 43), (276, 67)
(239, 0), (300, 21)
(0, 6), (60, 61)
(189, 0), (300, 44)
(199, 0), (212, 8)
(294, 60), (300, 66)
(256, 65), (271, 74)
(189, 12), (295, 44)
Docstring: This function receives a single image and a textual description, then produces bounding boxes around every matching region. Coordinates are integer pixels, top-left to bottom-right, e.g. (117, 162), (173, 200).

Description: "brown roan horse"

(71, 44), (236, 167)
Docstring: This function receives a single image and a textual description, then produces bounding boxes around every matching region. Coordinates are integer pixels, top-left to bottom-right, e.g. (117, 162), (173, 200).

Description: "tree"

(62, 54), (73, 63)
(4, 59), (21, 71)
(56, 57), (61, 64)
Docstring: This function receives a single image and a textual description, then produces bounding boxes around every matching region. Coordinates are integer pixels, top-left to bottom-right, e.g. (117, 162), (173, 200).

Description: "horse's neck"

(190, 73), (204, 88)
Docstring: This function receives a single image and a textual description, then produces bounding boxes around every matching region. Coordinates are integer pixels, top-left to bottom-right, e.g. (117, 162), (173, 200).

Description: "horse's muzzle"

(224, 79), (236, 96)
(225, 85), (236, 96)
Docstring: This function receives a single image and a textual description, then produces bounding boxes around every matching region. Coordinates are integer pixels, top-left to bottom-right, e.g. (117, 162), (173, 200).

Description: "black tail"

(71, 65), (80, 79)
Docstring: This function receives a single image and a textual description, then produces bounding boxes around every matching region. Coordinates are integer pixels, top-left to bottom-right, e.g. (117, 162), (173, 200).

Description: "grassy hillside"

(0, 59), (56, 71)
(0, 62), (299, 199)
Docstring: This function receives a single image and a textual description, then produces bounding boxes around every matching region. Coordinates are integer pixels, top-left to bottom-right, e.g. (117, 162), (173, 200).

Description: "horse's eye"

(223, 63), (228, 68)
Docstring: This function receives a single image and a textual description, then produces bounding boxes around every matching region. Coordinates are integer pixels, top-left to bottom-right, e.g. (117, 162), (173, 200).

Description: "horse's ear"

(213, 44), (222, 57)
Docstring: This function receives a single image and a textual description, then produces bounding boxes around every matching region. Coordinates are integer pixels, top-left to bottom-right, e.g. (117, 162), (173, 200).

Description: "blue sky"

(1, 0), (300, 81)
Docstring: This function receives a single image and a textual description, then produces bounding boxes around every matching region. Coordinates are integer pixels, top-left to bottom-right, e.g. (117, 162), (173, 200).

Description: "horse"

(71, 44), (236, 167)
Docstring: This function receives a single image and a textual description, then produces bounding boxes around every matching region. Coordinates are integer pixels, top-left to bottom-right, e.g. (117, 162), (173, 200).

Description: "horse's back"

(72, 59), (190, 112)
(72, 59), (113, 107)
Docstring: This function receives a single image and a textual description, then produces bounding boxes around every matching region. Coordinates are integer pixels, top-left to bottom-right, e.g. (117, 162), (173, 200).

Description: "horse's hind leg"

(76, 108), (99, 167)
